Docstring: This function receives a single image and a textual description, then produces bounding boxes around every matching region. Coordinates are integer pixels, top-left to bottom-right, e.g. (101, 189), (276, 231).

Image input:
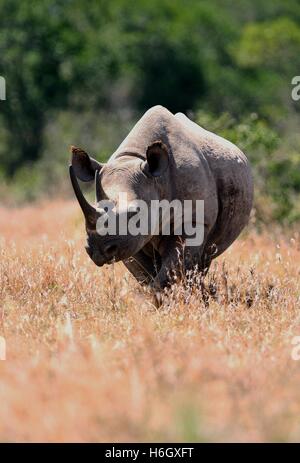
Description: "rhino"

(69, 105), (253, 290)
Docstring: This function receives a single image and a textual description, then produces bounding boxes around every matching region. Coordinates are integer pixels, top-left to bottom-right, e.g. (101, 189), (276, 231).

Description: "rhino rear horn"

(95, 169), (106, 202)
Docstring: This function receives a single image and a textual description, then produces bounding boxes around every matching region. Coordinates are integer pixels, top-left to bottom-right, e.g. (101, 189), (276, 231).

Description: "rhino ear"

(144, 141), (169, 177)
(70, 145), (103, 182)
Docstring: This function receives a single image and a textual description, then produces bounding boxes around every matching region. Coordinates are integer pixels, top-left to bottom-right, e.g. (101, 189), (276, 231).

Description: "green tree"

(0, 0), (124, 174)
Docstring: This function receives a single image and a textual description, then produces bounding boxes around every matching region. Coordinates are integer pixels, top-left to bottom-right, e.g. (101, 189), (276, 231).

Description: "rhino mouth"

(89, 246), (141, 268)
(85, 242), (128, 267)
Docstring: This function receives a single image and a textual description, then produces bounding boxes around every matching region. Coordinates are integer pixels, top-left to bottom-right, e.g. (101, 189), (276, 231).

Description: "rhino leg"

(152, 237), (186, 290)
(123, 250), (159, 285)
(184, 243), (214, 274)
(152, 237), (211, 290)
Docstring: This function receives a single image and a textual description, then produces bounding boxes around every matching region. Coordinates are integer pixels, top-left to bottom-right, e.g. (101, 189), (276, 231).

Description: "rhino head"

(69, 144), (169, 267)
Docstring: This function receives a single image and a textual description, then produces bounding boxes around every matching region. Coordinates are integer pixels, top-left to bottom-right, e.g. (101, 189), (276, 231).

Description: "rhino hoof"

(154, 291), (163, 308)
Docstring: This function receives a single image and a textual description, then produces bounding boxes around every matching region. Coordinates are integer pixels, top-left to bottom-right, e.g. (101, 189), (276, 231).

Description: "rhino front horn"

(95, 169), (105, 203)
(69, 165), (98, 226)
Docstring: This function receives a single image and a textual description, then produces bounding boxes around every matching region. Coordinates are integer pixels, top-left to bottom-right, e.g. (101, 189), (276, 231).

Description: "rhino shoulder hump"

(144, 105), (174, 121)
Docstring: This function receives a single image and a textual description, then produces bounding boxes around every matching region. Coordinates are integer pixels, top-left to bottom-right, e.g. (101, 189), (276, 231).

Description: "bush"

(195, 111), (300, 223)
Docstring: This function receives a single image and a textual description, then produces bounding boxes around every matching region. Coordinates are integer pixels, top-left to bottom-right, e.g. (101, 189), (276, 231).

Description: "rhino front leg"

(152, 237), (209, 290)
(123, 249), (159, 285)
(152, 237), (185, 290)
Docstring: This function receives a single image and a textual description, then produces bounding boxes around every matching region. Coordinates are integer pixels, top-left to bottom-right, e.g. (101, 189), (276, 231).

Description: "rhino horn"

(95, 169), (105, 203)
(69, 165), (98, 227)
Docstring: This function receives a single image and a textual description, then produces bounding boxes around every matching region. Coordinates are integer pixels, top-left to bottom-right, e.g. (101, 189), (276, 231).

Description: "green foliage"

(0, 0), (300, 223)
(196, 111), (300, 223)
(0, 1), (78, 171)
(233, 18), (300, 72)
(196, 111), (279, 155)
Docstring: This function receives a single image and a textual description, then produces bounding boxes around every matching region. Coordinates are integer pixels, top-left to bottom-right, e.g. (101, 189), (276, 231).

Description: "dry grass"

(0, 200), (300, 443)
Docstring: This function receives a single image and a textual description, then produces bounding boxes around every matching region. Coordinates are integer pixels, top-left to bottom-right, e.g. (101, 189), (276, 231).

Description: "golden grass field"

(0, 200), (300, 442)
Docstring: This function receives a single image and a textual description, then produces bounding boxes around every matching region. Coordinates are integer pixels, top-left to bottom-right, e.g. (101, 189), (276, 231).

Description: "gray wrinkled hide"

(110, 105), (253, 286)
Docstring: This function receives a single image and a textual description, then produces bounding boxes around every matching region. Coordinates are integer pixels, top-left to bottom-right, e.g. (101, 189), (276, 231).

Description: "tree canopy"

(0, 0), (300, 221)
